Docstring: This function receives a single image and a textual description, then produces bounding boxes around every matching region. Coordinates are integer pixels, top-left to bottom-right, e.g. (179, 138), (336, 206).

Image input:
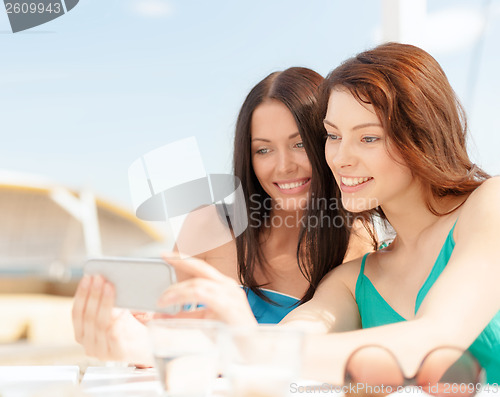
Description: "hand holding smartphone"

(84, 257), (179, 314)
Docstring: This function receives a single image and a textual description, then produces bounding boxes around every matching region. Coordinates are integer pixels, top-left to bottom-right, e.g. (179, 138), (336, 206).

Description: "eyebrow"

(323, 120), (382, 131)
(251, 132), (300, 142)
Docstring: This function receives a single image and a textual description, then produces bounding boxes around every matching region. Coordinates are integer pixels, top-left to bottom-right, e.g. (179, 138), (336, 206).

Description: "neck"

(382, 184), (466, 249)
(381, 183), (436, 248)
(268, 208), (303, 235)
(258, 208), (303, 263)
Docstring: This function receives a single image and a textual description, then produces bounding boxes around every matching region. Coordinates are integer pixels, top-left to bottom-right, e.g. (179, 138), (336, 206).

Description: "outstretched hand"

(72, 275), (153, 365)
(158, 253), (258, 327)
(72, 254), (258, 363)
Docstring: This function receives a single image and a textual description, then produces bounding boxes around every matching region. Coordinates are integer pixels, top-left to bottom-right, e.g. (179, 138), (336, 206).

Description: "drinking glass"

(224, 326), (303, 397)
(148, 319), (224, 396)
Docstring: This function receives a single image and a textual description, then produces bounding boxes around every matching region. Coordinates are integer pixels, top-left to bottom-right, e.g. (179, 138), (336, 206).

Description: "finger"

(131, 311), (155, 324)
(107, 308), (152, 364)
(72, 275), (91, 343)
(158, 278), (219, 307)
(159, 278), (244, 320)
(94, 281), (116, 359)
(159, 278), (255, 325)
(152, 310), (209, 320)
(162, 252), (232, 282)
(82, 275), (105, 352)
(104, 308), (129, 361)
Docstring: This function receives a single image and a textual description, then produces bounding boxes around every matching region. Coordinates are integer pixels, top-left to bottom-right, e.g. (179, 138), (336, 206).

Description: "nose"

(276, 150), (297, 175)
(325, 139), (356, 170)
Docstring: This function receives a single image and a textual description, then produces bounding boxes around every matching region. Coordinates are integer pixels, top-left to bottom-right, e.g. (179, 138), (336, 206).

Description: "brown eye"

(362, 136), (379, 143)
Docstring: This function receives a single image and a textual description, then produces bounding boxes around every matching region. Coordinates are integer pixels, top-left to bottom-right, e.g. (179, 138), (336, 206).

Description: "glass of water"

(224, 326), (303, 397)
(147, 319), (224, 396)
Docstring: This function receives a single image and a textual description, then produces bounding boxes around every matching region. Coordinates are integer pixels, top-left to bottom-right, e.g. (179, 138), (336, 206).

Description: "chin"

(274, 196), (309, 212)
(341, 197), (377, 213)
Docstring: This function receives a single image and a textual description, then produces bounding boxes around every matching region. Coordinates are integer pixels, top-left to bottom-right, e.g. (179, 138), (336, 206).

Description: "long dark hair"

(234, 67), (351, 304)
(319, 42), (489, 219)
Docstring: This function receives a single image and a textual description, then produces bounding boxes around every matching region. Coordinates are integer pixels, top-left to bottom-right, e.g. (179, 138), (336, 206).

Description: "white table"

(81, 366), (162, 396)
(0, 366), (498, 397)
(0, 366), (79, 397)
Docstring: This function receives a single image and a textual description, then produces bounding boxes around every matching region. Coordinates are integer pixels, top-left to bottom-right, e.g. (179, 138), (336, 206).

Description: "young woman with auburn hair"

(159, 43), (500, 382)
(72, 67), (372, 364)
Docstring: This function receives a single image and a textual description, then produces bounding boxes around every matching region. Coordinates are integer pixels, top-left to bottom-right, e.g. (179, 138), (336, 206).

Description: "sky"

(1, 0), (499, 210)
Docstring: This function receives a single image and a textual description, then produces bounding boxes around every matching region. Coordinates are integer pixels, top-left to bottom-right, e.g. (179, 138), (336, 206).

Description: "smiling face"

(324, 88), (414, 213)
(251, 99), (312, 212)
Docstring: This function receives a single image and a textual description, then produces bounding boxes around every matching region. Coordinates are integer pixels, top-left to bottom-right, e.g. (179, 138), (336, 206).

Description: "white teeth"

(342, 177), (371, 187)
(277, 180), (308, 190)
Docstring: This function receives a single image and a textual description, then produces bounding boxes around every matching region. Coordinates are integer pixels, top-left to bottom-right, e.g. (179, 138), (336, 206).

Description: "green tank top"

(355, 223), (500, 383)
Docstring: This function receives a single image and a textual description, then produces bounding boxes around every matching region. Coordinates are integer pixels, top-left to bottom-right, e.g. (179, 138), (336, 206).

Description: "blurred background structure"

(0, 171), (162, 281)
(0, 171), (164, 365)
(0, 0), (498, 365)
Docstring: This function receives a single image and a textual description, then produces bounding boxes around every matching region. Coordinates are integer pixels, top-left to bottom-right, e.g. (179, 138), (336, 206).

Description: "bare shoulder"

(456, 177), (500, 232)
(452, 177), (500, 257)
(174, 205), (238, 280)
(318, 255), (365, 296)
(179, 204), (228, 232)
(463, 177), (500, 207)
(202, 239), (238, 277)
(175, 204), (233, 254)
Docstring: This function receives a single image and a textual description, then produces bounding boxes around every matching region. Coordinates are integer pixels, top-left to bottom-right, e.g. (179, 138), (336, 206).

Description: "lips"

(273, 178), (311, 194)
(338, 175), (374, 193)
(276, 179), (309, 190)
(341, 176), (373, 187)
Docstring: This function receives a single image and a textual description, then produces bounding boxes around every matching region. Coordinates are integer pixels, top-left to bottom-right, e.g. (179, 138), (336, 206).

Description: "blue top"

(355, 223), (500, 383)
(243, 287), (300, 324)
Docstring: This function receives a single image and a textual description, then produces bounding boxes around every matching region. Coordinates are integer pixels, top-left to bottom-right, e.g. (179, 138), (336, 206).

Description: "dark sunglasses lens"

(417, 348), (482, 397)
(345, 346), (404, 397)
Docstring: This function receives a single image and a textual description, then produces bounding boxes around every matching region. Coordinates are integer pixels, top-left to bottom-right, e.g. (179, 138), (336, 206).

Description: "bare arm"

(284, 178), (500, 383)
(280, 261), (361, 334)
(278, 218), (371, 333)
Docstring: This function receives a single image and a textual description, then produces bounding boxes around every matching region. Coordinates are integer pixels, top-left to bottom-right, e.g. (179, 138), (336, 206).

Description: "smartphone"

(84, 257), (179, 314)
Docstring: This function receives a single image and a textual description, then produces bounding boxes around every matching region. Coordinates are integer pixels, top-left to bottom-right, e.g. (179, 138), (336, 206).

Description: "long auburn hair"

(234, 67), (350, 304)
(319, 42), (489, 218)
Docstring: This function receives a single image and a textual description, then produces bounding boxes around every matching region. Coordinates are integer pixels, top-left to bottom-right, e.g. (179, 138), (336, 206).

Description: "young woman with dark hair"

(232, 67), (365, 308)
(159, 43), (500, 382)
(72, 67), (372, 364)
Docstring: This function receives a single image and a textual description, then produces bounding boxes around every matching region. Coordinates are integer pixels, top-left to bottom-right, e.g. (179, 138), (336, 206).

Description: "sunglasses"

(344, 345), (484, 397)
